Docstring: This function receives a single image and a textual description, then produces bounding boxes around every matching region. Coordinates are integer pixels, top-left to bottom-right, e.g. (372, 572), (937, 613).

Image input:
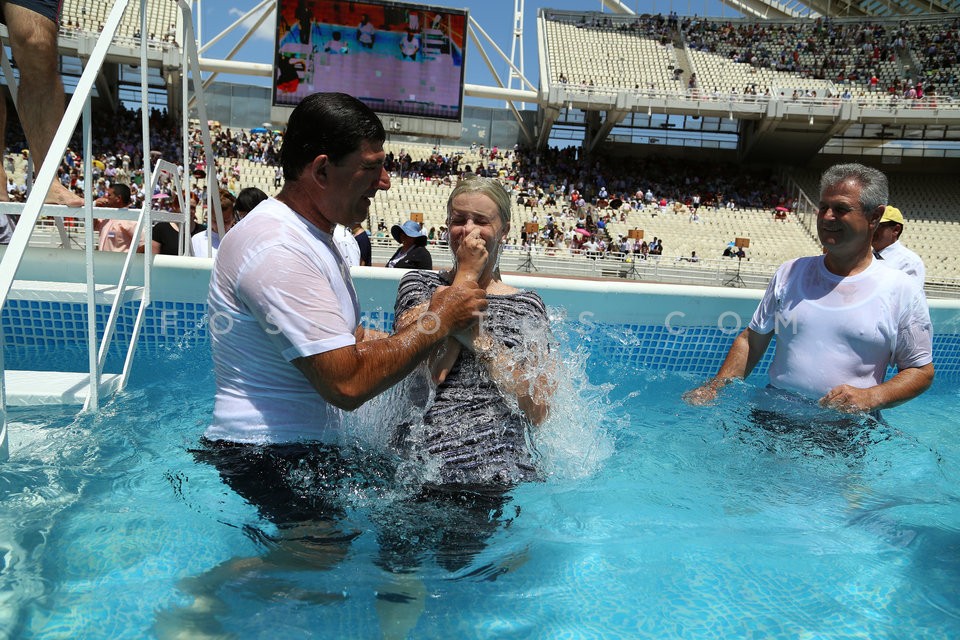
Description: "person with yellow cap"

(871, 205), (926, 286)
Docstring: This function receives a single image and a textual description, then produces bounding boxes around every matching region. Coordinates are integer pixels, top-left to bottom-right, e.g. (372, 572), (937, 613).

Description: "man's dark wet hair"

(111, 182), (132, 206)
(280, 92), (385, 181)
(234, 186), (268, 217)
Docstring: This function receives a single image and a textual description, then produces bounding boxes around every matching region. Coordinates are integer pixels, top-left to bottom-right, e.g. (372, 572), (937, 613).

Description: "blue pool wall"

(3, 247), (960, 380)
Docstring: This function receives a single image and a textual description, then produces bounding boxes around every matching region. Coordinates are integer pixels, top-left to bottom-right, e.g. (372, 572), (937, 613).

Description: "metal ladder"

(0, 0), (224, 460)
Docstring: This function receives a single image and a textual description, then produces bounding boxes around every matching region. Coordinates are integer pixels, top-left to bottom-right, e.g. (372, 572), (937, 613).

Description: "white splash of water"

(531, 321), (616, 482)
(344, 309), (616, 486)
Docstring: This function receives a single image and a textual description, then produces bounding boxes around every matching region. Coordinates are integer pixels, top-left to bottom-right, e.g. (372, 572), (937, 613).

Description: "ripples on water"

(0, 321), (957, 638)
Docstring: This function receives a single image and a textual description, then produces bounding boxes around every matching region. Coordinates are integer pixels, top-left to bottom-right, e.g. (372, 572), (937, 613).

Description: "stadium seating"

(157, 131), (960, 284)
(687, 49), (835, 98)
(543, 18), (679, 90)
(543, 11), (960, 102)
(60, 0), (180, 42)
(7, 126), (960, 290)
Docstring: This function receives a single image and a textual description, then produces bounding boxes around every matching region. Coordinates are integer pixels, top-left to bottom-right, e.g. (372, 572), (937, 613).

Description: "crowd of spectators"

(4, 104), (177, 206)
(3, 104), (286, 210)
(911, 18), (960, 92)
(5, 107), (791, 262)
(546, 10), (960, 101)
(685, 19), (897, 83)
(365, 142), (791, 261)
(495, 148), (788, 258)
(681, 16), (960, 99)
(383, 147), (465, 182)
(558, 10), (680, 43)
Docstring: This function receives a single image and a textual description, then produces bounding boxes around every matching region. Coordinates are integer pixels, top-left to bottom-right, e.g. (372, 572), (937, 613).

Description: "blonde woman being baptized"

(391, 176), (556, 487)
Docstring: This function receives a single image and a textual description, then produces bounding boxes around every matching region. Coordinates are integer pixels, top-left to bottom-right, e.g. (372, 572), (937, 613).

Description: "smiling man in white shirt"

(685, 163), (934, 415)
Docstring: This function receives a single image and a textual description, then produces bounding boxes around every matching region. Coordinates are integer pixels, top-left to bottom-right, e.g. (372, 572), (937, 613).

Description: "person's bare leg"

(376, 572), (426, 640)
(4, 3), (82, 206)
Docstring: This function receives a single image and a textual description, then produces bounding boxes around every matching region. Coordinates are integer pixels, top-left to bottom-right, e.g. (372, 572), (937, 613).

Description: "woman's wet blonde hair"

(446, 174), (511, 230)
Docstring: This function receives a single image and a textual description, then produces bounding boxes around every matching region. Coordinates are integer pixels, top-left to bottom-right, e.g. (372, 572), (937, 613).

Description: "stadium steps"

(674, 43), (694, 86)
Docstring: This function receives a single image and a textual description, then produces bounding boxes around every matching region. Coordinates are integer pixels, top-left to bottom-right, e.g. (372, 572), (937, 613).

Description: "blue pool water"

(1, 322), (959, 639)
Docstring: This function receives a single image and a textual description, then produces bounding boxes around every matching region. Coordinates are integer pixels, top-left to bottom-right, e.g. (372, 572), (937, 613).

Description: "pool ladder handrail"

(0, 0), (223, 460)
(85, 160), (192, 413)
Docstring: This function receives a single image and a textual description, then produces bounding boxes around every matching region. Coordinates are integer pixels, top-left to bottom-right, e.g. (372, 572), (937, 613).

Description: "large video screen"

(273, 0), (468, 121)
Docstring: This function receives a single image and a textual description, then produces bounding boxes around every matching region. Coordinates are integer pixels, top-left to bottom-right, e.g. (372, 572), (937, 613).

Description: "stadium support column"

(587, 109), (628, 156)
(582, 110), (602, 158)
(165, 68), (183, 123)
(162, 42), (185, 122)
(96, 63), (120, 114)
(536, 105), (560, 149)
(506, 0), (524, 109)
(600, 0), (636, 12)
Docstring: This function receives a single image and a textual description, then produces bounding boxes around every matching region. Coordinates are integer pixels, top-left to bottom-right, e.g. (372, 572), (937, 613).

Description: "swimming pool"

(1, 250), (959, 638)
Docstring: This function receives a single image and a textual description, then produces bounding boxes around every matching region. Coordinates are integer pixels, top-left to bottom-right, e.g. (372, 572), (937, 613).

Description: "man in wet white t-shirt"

(685, 163), (934, 414)
(205, 93), (486, 445)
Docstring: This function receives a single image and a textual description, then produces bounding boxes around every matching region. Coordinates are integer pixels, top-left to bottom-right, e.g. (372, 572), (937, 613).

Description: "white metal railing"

(556, 84), (960, 112)
(373, 239), (781, 287)
(0, 0), (222, 458)
(370, 238), (960, 298)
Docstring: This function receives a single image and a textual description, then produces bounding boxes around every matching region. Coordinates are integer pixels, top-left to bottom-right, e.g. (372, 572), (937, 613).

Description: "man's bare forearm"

(295, 282), (486, 409)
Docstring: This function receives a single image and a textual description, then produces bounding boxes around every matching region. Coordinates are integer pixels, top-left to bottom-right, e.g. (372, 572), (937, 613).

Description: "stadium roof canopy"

(781, 0), (960, 19)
